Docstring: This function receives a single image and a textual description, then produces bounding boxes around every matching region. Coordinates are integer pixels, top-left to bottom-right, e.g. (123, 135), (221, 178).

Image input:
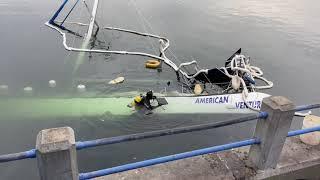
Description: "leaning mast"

(83, 0), (99, 46)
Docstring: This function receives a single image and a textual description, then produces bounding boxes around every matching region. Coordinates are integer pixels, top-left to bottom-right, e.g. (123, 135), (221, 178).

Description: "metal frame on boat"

(45, 0), (274, 113)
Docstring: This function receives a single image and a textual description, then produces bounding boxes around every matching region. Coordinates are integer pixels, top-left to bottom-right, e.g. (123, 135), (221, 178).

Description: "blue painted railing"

(0, 149), (36, 163)
(295, 104), (320, 112)
(78, 125), (320, 179)
(78, 138), (260, 180)
(76, 112), (267, 150)
(0, 112), (266, 162)
(0, 104), (319, 179)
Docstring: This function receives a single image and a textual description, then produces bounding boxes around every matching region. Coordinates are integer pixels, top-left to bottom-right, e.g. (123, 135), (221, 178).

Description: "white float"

(77, 84), (86, 93)
(0, 85), (8, 90)
(23, 86), (33, 95)
(0, 85), (9, 95)
(49, 80), (57, 88)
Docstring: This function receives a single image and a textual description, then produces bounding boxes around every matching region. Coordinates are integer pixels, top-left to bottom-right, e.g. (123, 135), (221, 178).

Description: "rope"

(220, 55), (273, 111)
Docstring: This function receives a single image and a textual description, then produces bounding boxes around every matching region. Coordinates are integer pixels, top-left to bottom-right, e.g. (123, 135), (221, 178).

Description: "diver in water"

(129, 90), (156, 110)
(128, 90), (168, 116)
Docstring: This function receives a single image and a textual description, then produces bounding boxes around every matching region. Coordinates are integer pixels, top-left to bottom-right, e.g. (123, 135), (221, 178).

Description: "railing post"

(36, 127), (79, 180)
(249, 96), (295, 169)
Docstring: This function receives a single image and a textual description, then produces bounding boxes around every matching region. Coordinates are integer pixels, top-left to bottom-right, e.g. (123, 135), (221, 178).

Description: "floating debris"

(108, 77), (125, 85)
(194, 84), (203, 95)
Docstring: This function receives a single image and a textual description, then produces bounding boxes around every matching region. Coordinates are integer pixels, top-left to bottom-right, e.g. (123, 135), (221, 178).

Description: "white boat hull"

(0, 92), (270, 120)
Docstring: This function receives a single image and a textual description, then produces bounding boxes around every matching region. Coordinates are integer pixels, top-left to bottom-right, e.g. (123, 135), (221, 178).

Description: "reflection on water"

(1, 0), (320, 179)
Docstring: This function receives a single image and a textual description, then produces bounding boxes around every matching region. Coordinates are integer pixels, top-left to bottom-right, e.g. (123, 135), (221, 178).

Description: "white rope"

(220, 55), (273, 111)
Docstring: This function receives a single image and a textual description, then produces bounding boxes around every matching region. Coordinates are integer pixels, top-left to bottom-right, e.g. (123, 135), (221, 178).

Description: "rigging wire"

(61, 0), (81, 26)
(96, 0), (111, 55)
(126, 0), (190, 81)
(64, 0), (86, 65)
(126, 0), (214, 89)
(128, 0), (158, 55)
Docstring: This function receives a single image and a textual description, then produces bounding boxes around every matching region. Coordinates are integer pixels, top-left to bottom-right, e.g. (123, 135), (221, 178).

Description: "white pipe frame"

(46, 0), (273, 92)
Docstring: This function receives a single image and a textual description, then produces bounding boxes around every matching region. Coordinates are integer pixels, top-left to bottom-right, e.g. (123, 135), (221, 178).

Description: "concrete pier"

(249, 96), (295, 169)
(36, 127), (79, 180)
(96, 137), (320, 180)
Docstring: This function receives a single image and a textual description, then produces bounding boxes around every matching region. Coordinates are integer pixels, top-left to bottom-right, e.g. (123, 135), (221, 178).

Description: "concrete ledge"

(96, 137), (320, 180)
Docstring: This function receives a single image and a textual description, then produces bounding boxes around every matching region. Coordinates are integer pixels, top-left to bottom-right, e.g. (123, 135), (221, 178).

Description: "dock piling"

(249, 96), (295, 169)
(36, 127), (79, 180)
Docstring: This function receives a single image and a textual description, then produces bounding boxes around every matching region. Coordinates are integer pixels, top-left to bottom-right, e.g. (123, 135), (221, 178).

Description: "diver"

(129, 90), (156, 110)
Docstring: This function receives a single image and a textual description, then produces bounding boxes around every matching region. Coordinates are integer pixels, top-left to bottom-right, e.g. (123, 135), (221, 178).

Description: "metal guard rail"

(295, 104), (320, 112)
(76, 112), (267, 150)
(0, 112), (267, 163)
(0, 149), (36, 163)
(0, 103), (319, 164)
(1, 124), (320, 175)
(79, 125), (320, 179)
(78, 138), (260, 179)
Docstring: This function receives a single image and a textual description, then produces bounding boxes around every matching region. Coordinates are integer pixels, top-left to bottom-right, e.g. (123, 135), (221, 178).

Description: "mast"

(83, 0), (99, 46)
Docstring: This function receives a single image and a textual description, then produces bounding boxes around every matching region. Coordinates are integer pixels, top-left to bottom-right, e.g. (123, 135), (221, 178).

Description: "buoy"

(194, 84), (203, 95)
(0, 85), (8, 90)
(108, 77), (125, 85)
(49, 80), (56, 88)
(145, 60), (161, 69)
(77, 84), (86, 93)
(23, 86), (33, 95)
(300, 115), (320, 145)
(0, 85), (9, 95)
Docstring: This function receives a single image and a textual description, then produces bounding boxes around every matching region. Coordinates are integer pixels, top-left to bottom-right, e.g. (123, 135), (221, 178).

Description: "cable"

(129, 0), (158, 55)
